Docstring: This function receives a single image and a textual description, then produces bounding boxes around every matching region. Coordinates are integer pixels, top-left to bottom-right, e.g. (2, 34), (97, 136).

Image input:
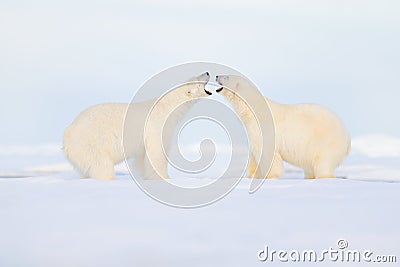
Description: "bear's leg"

(312, 159), (335, 179)
(247, 153), (260, 178)
(143, 153), (169, 180)
(65, 151), (91, 179)
(267, 153), (284, 178)
(70, 158), (92, 179)
(132, 154), (145, 177)
(81, 173), (90, 179)
(72, 163), (90, 178)
(89, 157), (116, 180)
(305, 170), (315, 179)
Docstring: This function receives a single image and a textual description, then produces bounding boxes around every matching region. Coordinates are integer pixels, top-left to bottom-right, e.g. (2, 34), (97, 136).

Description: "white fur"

(216, 75), (351, 179)
(63, 73), (211, 180)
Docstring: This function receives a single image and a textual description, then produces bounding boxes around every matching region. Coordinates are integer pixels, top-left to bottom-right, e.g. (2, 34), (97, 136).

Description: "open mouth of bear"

(216, 87), (223, 93)
(204, 89), (212, 95)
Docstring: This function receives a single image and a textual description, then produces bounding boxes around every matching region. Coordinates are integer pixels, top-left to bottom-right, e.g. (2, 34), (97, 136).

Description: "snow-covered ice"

(0, 135), (399, 266)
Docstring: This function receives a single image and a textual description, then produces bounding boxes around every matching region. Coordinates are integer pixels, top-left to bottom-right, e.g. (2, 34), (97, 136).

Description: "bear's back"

(63, 103), (128, 163)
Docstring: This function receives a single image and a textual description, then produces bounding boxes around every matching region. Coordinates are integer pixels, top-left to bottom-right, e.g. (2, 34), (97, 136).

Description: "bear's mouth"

(204, 89), (212, 95)
(216, 87), (223, 93)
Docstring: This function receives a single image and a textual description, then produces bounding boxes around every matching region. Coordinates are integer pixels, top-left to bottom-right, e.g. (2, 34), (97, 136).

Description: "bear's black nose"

(205, 71), (209, 76)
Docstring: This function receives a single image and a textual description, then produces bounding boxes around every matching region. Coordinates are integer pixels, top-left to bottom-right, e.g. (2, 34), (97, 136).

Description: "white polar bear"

(216, 75), (351, 179)
(63, 72), (211, 180)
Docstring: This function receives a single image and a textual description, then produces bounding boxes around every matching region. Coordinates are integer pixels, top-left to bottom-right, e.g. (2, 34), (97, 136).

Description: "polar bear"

(63, 72), (212, 180)
(215, 75), (351, 179)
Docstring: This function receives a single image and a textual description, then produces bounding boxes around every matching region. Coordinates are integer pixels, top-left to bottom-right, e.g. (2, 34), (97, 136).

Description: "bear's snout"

(204, 89), (212, 95)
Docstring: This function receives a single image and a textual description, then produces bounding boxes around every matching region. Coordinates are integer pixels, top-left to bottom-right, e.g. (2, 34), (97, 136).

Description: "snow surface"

(0, 135), (399, 266)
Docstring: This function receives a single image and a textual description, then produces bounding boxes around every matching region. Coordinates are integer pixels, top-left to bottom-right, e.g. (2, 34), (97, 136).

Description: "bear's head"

(183, 72), (212, 99)
(215, 75), (244, 102)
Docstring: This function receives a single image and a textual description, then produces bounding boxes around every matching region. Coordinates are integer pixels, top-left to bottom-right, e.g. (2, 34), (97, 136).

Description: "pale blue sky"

(1, 0), (400, 145)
